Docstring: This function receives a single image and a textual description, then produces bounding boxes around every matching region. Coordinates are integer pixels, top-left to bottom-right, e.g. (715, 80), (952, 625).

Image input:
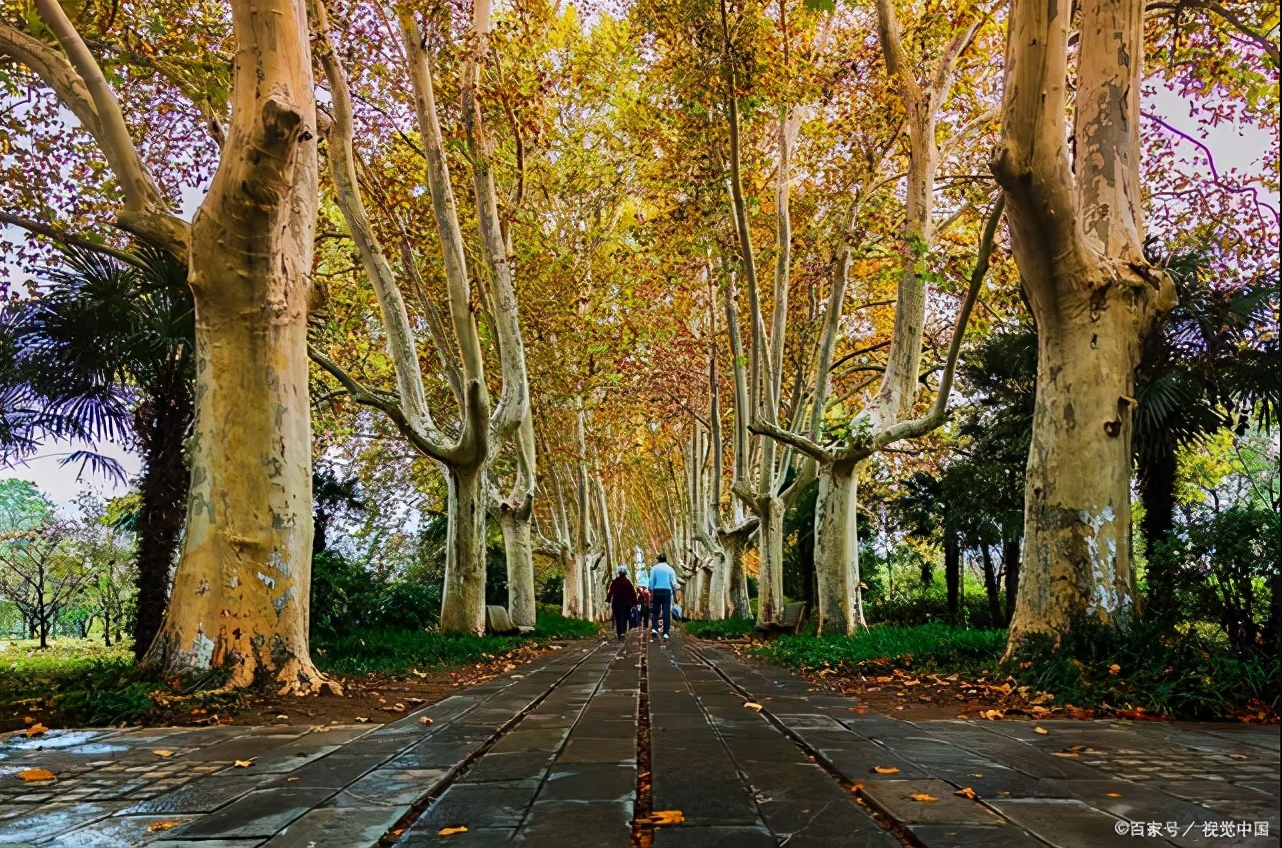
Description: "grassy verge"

(1, 610), (598, 728)
(683, 618), (757, 639)
(754, 623), (1006, 675)
(315, 609), (598, 676)
(731, 622), (1278, 722)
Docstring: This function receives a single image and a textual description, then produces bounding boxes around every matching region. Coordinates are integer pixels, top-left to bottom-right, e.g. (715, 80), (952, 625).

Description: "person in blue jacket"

(647, 554), (680, 639)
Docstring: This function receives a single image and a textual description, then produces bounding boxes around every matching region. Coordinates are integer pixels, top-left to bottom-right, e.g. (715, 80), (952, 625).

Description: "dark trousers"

(650, 589), (672, 635)
(612, 603), (631, 638)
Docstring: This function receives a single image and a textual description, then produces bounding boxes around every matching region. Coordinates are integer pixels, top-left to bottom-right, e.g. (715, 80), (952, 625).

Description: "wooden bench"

(486, 605), (520, 636)
(754, 601), (807, 637)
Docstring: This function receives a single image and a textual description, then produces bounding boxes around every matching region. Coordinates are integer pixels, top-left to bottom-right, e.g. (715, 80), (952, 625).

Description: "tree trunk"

(440, 465), (487, 635)
(981, 544), (1001, 627)
(1138, 446), (1178, 621)
(755, 497), (785, 624)
(706, 552), (727, 620)
(724, 534), (751, 619)
(813, 459), (862, 634)
(143, 0), (330, 693)
(945, 531), (960, 622)
(499, 501), (536, 630)
(132, 369), (192, 661)
(1002, 536), (1020, 625)
(993, 0), (1173, 656)
(1007, 312), (1145, 649)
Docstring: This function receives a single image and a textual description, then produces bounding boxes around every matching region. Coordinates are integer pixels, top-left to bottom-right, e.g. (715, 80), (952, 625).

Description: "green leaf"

(804, 0), (836, 14)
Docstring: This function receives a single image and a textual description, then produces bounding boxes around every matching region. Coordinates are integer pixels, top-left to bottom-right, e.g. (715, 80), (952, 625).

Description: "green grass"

(683, 618), (757, 639)
(744, 621), (1280, 721)
(0, 610), (599, 726)
(754, 623), (1007, 675)
(0, 638), (160, 726)
(314, 608), (598, 676)
(1008, 621), (1281, 721)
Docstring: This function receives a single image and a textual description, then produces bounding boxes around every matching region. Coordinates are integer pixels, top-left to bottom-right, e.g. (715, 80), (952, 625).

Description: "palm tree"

(0, 247), (194, 660)
(1134, 245), (1280, 621)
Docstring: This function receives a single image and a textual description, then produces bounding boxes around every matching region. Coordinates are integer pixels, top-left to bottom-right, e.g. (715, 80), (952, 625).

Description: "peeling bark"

(993, 0), (1175, 653)
(142, 0), (334, 694)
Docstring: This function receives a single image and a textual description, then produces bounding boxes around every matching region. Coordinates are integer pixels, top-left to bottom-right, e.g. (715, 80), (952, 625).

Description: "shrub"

(684, 618), (756, 639)
(755, 623), (1006, 674)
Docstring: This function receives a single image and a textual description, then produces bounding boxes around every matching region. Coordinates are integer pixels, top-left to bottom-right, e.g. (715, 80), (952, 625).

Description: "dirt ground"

(708, 638), (1215, 724)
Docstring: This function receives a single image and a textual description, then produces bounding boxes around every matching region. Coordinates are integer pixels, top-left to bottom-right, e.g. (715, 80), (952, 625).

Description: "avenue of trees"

(0, 0), (1276, 690)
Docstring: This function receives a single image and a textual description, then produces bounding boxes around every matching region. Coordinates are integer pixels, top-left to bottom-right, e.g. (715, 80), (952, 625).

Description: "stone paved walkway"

(1, 634), (1277, 847)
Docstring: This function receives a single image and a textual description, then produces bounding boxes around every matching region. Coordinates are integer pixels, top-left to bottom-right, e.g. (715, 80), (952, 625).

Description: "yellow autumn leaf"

(954, 787), (977, 799)
(233, 759), (255, 768)
(1108, 664), (1121, 675)
(1106, 792), (1122, 798)
(871, 766), (900, 775)
(18, 768), (55, 782)
(1033, 727), (1048, 735)
(743, 702), (763, 712)
(910, 794), (939, 802)
(25, 723), (48, 737)
(651, 810), (685, 825)
(437, 826), (469, 836)
(153, 749), (175, 758)
(146, 821), (182, 833)
(355, 716), (370, 723)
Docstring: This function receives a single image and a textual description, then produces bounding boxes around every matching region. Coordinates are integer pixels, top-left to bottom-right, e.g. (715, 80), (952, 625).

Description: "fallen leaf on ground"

(17, 768), (55, 782)
(910, 794), (939, 802)
(419, 716), (434, 725)
(233, 759), (255, 768)
(850, 782), (864, 793)
(275, 714), (289, 720)
(146, 821), (182, 833)
(153, 749), (175, 758)
(1106, 792), (1122, 798)
(437, 826), (468, 836)
(1033, 727), (1048, 735)
(743, 702), (763, 712)
(954, 787), (977, 799)
(355, 717), (370, 723)
(25, 723), (48, 737)
(871, 766), (900, 775)
(979, 709), (1004, 720)
(1108, 664), (1121, 675)
(411, 669), (427, 678)
(383, 703), (406, 713)
(651, 810), (685, 825)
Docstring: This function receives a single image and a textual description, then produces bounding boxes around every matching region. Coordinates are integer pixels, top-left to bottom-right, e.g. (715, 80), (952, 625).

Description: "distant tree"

(0, 514), (91, 648)
(0, 247), (193, 659)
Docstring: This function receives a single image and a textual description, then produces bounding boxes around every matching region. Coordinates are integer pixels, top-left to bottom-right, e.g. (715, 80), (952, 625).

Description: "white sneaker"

(662, 633), (669, 640)
(651, 629), (658, 635)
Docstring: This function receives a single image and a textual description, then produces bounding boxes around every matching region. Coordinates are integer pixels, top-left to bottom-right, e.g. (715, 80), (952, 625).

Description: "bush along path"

(1, 630), (1277, 847)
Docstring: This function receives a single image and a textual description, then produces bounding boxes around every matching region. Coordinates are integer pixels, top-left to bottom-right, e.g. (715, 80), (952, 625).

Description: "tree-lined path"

(2, 632), (1277, 847)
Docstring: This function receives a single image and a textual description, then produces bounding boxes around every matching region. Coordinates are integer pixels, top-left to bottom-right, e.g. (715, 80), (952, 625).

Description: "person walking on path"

(606, 566), (638, 640)
(648, 554), (679, 639)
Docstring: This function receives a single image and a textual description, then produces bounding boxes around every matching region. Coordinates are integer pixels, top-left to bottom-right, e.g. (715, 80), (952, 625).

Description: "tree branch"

(749, 417), (834, 464)
(867, 195), (1005, 452)
(28, 1), (188, 258)
(0, 210), (142, 267)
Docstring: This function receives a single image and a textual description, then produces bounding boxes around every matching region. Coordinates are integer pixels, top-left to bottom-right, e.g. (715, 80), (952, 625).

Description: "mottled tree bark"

(143, 0), (332, 692)
(993, 0), (1175, 653)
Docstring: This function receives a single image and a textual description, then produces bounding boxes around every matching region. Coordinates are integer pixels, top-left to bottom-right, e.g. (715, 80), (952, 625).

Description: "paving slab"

(858, 778), (1006, 826)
